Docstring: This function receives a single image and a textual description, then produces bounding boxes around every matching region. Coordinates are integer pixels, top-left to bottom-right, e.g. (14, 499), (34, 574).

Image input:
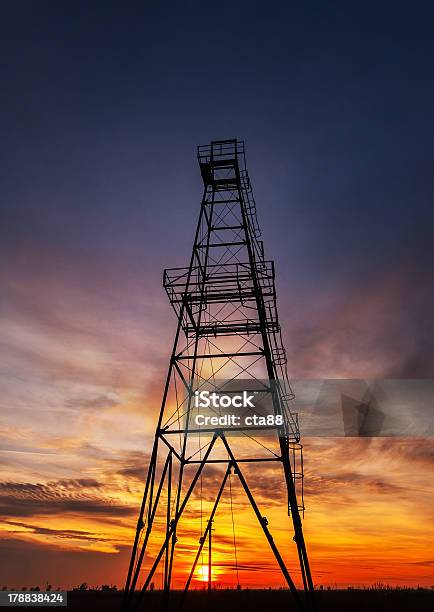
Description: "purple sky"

(1, 1), (434, 589)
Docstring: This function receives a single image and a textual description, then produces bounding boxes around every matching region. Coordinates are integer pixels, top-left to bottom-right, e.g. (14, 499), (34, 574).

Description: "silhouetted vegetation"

(15, 586), (434, 611)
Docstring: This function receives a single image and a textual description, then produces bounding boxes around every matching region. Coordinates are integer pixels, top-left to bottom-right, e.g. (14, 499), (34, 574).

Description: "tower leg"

(281, 437), (317, 612)
(124, 449), (172, 609)
(131, 435), (218, 611)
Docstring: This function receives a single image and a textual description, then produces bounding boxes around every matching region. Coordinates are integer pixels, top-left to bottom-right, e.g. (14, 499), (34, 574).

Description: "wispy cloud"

(0, 478), (134, 518)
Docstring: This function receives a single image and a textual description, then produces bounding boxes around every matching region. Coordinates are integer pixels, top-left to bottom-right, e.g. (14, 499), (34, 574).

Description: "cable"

(228, 472), (240, 587)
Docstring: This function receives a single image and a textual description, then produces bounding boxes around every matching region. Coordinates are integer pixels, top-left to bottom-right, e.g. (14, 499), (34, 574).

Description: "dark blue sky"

(2, 1), (434, 376)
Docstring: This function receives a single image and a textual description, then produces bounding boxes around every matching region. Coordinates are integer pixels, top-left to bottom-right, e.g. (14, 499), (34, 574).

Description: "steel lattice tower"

(122, 139), (316, 612)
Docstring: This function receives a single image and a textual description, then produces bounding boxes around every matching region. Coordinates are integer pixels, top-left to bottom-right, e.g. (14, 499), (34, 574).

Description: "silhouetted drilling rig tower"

(123, 139), (316, 611)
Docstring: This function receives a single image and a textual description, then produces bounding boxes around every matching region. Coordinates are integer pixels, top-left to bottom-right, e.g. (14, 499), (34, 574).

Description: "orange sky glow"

(0, 253), (433, 590)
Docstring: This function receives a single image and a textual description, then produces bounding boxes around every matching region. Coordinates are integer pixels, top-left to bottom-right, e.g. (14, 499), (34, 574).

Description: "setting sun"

(196, 565), (211, 583)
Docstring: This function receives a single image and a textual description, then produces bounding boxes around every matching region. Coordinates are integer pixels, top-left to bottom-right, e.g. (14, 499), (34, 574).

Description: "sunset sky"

(1, 2), (434, 590)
